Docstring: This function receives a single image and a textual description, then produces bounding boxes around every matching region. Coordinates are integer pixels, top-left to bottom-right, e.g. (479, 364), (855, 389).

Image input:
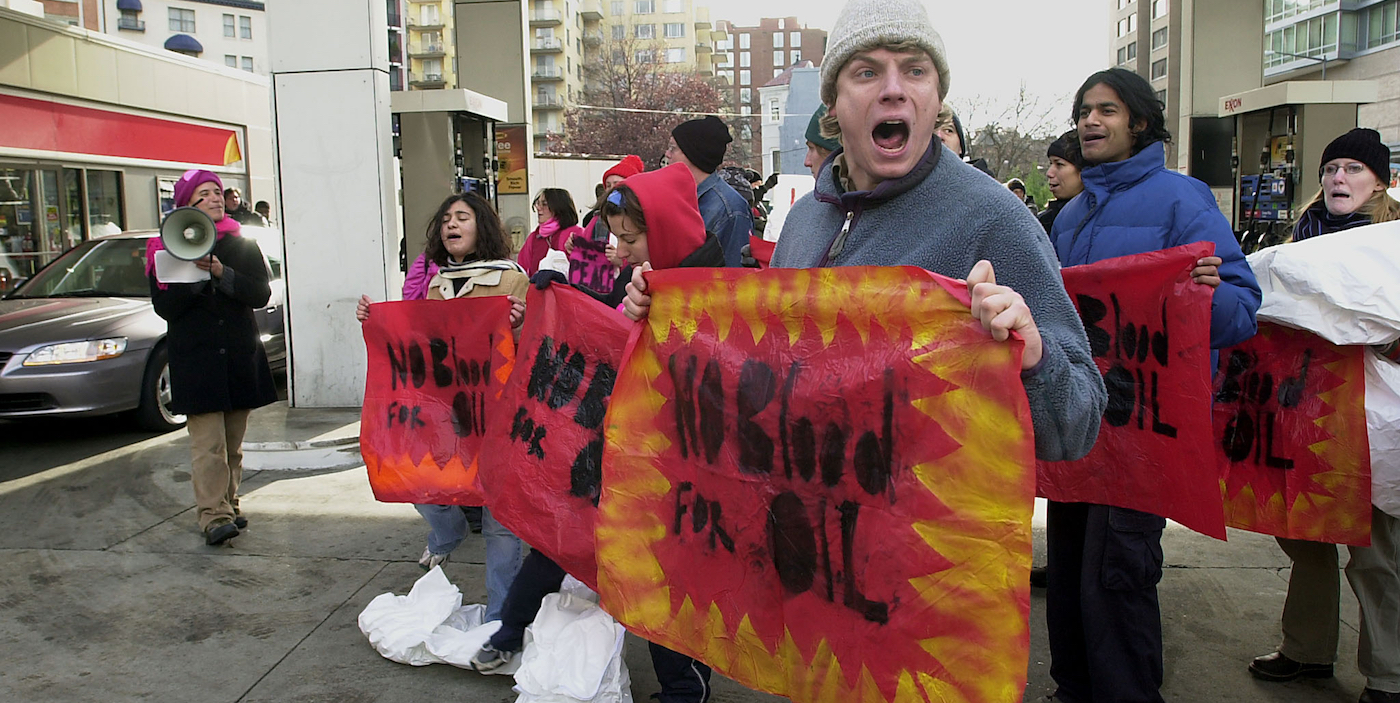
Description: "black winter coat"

(149, 234), (278, 415)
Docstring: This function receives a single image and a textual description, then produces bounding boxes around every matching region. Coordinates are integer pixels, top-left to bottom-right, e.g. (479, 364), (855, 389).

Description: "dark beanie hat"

(1319, 128), (1390, 182)
(951, 113), (970, 159)
(805, 105), (841, 153)
(1047, 130), (1084, 169)
(671, 115), (732, 173)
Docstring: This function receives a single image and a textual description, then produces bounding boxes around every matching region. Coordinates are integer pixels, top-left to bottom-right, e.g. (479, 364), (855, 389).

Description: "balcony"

(532, 66), (564, 81)
(410, 72), (446, 87)
(116, 16), (145, 31)
(529, 8), (562, 26)
(583, 30), (603, 46)
(696, 40), (711, 53)
(533, 94), (563, 110)
(407, 17), (445, 30)
(531, 37), (563, 52)
(580, 0), (603, 21)
(410, 42), (445, 57)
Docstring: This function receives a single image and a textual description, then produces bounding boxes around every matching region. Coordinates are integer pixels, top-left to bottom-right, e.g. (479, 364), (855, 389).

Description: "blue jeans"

(414, 503), (468, 555)
(482, 507), (524, 622)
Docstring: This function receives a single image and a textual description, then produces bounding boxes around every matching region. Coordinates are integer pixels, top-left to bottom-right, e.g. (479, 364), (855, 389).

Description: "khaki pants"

(187, 410), (251, 531)
(1278, 506), (1400, 693)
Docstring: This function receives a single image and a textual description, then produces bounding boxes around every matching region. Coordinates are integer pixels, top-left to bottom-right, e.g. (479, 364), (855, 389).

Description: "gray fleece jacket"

(773, 143), (1106, 461)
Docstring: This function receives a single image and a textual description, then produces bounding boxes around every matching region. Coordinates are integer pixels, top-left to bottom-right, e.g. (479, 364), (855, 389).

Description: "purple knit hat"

(173, 169), (224, 208)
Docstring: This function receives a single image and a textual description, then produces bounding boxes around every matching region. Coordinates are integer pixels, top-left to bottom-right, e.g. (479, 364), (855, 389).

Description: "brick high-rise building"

(712, 16), (826, 171)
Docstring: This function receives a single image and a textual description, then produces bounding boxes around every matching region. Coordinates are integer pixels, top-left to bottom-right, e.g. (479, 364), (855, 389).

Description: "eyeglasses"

(1322, 162), (1367, 177)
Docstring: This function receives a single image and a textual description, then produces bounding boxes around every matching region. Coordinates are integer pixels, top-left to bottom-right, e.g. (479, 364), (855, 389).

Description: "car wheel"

(136, 345), (186, 432)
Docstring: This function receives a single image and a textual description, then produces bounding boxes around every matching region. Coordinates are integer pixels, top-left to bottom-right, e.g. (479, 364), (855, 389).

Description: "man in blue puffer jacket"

(1045, 68), (1261, 703)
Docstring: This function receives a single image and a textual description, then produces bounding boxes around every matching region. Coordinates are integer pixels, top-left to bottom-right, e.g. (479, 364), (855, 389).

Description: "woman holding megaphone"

(146, 169), (278, 547)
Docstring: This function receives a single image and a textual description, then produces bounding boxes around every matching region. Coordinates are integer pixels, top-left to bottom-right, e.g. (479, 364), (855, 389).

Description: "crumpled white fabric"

(539, 248), (571, 276)
(1245, 221), (1400, 518)
(356, 567), (514, 673)
(513, 577), (633, 703)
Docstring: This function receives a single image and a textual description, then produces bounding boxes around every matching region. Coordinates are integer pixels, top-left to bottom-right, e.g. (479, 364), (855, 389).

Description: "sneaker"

(204, 520), (240, 546)
(234, 512), (248, 530)
(418, 547), (449, 570)
(1249, 651), (1333, 681)
(470, 643), (514, 673)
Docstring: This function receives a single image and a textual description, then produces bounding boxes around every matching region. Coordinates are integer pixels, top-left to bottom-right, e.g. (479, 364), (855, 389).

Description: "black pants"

(489, 549), (713, 703)
(1046, 501), (1166, 703)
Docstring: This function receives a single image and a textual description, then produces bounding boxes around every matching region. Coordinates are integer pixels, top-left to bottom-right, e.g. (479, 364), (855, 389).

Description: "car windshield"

(10, 238), (152, 299)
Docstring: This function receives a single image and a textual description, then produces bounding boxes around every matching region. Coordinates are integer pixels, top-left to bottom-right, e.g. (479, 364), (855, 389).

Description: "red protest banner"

(1215, 323), (1372, 545)
(600, 267), (1036, 703)
(1042, 242), (1225, 539)
(748, 235), (775, 269)
(479, 284), (630, 588)
(359, 298), (516, 505)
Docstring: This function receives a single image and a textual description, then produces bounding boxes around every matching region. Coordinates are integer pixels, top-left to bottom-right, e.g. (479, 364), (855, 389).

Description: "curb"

(241, 435), (360, 452)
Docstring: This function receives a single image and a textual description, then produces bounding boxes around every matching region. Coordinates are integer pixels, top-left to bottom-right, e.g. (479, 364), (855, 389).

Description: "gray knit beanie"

(820, 0), (950, 107)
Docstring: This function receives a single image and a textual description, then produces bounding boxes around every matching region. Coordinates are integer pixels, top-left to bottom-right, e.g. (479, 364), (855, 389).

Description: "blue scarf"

(1292, 202), (1371, 242)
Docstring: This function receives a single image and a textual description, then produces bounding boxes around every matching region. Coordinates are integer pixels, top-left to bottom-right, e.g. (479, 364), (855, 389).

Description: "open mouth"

(445, 232), (463, 242)
(872, 120), (910, 154)
(1329, 190), (1350, 200)
(1082, 133), (1106, 147)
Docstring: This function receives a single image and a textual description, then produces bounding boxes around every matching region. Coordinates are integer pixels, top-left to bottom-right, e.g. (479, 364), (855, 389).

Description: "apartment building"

(102, 0), (267, 74)
(712, 17), (826, 171)
(528, 0), (716, 151)
(404, 0), (456, 90)
(1260, 0), (1400, 157)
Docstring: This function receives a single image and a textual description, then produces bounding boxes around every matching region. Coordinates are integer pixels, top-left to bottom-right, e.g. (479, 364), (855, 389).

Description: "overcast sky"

(699, 0), (1111, 129)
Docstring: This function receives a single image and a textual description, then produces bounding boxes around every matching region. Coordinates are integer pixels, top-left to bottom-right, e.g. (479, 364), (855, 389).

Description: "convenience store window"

(0, 166), (124, 294)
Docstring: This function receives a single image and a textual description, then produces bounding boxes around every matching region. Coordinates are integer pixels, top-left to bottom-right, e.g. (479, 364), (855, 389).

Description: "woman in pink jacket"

(517, 188), (581, 275)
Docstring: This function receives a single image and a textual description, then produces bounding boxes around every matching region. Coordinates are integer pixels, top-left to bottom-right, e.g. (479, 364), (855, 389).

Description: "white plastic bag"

(539, 248), (570, 276)
(357, 567), (513, 672)
(513, 581), (633, 703)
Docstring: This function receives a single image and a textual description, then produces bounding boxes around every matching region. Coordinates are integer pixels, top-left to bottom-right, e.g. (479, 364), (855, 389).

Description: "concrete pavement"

(0, 402), (1374, 703)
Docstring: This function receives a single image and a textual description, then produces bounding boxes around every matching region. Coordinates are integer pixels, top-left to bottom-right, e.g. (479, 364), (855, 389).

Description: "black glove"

(764, 172), (779, 189)
(739, 243), (760, 269)
(531, 269), (568, 290)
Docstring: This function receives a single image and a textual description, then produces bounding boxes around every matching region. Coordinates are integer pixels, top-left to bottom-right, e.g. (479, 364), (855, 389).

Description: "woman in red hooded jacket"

(473, 164), (723, 703)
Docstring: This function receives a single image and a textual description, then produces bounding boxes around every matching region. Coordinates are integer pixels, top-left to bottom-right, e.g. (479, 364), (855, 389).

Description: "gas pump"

(1237, 107), (1298, 253)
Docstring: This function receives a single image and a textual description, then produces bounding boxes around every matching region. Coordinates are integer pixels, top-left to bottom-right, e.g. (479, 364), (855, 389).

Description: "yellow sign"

(495, 124), (529, 195)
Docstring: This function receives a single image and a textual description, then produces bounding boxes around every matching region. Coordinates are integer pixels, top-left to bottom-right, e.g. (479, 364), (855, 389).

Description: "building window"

(664, 22), (685, 38)
(223, 14), (235, 37)
(790, 49), (801, 62)
(1155, 89), (1166, 105)
(612, 24), (625, 39)
(610, 0), (623, 14)
(741, 105), (751, 116)
(241, 56), (253, 72)
(635, 23), (654, 38)
(1118, 0), (1130, 8)
(1265, 11), (1341, 68)
(1117, 17), (1128, 37)
(663, 0), (682, 11)
(665, 47), (685, 62)
(740, 69), (750, 85)
(1152, 0), (1167, 19)
(225, 54), (237, 67)
(634, 49), (655, 62)
(769, 98), (779, 120)
(1117, 46), (1127, 64)
(740, 51), (750, 67)
(774, 50), (784, 66)
(169, 7), (195, 32)
(1152, 27), (1168, 48)
(773, 32), (783, 48)
(1151, 57), (1167, 79)
(1361, 0), (1399, 50)
(1127, 41), (1137, 60)
(240, 15), (252, 39)
(791, 32), (800, 48)
(634, 0), (654, 14)
(739, 33), (750, 49)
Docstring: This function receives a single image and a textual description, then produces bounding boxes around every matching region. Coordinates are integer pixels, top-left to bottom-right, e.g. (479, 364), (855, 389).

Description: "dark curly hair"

(423, 192), (512, 266)
(1072, 68), (1172, 156)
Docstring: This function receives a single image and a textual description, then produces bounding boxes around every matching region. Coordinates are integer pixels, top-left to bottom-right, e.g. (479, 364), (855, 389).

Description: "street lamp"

(1266, 49), (1329, 79)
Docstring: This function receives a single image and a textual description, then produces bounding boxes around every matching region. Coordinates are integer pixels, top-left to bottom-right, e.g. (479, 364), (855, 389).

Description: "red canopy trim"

(0, 93), (242, 166)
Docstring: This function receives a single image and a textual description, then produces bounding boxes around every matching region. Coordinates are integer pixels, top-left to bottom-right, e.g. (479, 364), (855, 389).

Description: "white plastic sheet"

(513, 577), (633, 703)
(1246, 221), (1400, 518)
(356, 567), (513, 673)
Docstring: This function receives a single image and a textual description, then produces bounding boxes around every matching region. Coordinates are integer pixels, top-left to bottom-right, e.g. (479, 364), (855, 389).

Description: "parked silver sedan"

(0, 230), (285, 430)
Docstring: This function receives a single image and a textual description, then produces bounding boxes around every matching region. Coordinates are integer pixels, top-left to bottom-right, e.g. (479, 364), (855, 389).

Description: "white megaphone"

(159, 206), (217, 261)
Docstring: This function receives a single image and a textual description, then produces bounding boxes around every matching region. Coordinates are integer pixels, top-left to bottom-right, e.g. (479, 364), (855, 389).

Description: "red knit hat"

(603, 155), (645, 184)
(621, 162), (706, 271)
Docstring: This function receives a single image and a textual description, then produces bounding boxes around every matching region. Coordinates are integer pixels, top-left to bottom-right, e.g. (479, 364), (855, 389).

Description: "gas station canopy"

(390, 88), (509, 122)
(1219, 80), (1378, 118)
